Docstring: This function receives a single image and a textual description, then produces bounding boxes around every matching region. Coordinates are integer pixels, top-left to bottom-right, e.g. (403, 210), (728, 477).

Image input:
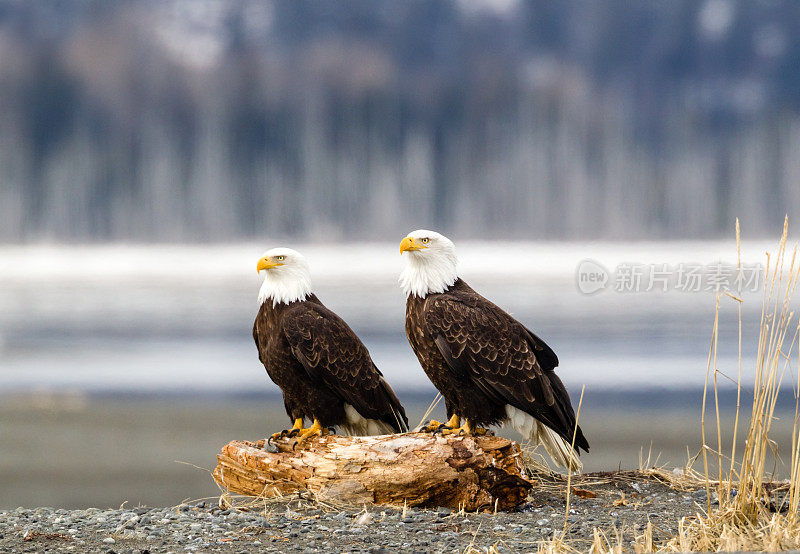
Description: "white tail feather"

(505, 405), (583, 471)
(341, 404), (395, 436)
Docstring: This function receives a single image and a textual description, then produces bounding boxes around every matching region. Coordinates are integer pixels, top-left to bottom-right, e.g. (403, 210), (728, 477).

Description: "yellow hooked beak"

(400, 236), (425, 254)
(256, 256), (280, 273)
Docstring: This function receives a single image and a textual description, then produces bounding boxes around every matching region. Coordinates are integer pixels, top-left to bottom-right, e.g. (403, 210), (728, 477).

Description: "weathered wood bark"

(213, 433), (532, 511)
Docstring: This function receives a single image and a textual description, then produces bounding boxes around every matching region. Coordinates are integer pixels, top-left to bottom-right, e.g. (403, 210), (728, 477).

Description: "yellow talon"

(421, 414), (461, 433)
(437, 419), (491, 436)
(420, 419), (444, 432)
(270, 418), (304, 441)
(292, 419), (328, 450)
(435, 414), (461, 434)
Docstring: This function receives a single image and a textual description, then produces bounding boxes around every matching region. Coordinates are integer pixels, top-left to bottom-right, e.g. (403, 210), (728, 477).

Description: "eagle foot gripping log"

(267, 420), (337, 452)
(418, 415), (495, 437)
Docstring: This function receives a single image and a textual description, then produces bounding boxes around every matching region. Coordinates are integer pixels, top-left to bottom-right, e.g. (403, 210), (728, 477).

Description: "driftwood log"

(213, 433), (532, 511)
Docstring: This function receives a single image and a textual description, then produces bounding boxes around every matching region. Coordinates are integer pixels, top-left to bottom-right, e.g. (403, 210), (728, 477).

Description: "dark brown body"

(253, 294), (408, 432)
(405, 279), (588, 452)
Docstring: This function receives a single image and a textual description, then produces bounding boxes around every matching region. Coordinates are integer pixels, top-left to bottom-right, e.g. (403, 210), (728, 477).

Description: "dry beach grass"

(667, 218), (800, 552)
(533, 217), (800, 553)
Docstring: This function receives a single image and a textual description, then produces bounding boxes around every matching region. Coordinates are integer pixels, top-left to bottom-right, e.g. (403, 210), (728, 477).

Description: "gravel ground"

(0, 472), (711, 553)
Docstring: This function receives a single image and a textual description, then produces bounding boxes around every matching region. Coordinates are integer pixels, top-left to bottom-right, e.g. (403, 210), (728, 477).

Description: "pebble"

(0, 479), (698, 553)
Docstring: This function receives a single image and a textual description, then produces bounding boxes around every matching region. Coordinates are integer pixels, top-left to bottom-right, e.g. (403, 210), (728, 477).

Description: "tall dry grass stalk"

(668, 216), (800, 551)
(726, 217), (800, 517)
(563, 385), (586, 533)
(417, 392), (443, 429)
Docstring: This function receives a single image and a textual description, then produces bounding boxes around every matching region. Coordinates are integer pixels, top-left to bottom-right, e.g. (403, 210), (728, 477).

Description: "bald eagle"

(399, 231), (589, 469)
(254, 248), (408, 446)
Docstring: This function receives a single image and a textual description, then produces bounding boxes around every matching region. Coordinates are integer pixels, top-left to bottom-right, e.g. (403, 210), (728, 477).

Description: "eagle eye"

(276, 255), (285, 261)
(420, 238), (430, 244)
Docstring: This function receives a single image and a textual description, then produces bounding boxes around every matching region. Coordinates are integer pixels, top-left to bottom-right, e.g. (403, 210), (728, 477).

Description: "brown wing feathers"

(283, 304), (409, 432)
(427, 290), (589, 453)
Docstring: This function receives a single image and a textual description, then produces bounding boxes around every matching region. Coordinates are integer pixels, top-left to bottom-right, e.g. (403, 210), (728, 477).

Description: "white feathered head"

(256, 247), (312, 306)
(399, 229), (459, 298)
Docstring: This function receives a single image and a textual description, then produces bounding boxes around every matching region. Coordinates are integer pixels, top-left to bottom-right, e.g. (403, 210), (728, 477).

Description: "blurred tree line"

(0, 0), (799, 241)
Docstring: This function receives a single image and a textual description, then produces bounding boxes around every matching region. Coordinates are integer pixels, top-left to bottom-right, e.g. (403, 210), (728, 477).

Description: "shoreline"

(0, 470), (706, 553)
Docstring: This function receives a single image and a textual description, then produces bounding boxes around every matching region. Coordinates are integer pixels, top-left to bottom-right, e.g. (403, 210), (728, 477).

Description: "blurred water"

(0, 240), (774, 395)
